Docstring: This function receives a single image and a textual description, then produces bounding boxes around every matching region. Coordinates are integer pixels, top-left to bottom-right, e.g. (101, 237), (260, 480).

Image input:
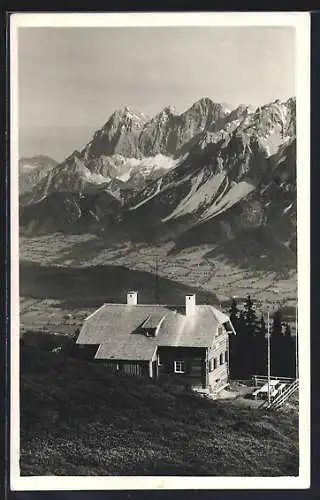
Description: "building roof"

(77, 303), (234, 361)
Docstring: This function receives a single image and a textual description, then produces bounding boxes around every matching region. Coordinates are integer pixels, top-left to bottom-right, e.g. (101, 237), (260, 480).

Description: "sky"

(18, 26), (295, 161)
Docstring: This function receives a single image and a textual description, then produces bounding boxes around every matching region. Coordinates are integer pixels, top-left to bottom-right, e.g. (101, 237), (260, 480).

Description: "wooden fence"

(252, 374), (295, 387)
(266, 379), (299, 410)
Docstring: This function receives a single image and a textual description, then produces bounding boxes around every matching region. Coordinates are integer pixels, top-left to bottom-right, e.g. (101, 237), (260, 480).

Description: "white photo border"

(10, 11), (310, 491)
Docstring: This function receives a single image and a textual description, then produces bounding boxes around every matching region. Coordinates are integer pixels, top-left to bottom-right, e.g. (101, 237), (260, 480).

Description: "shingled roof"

(76, 302), (233, 361)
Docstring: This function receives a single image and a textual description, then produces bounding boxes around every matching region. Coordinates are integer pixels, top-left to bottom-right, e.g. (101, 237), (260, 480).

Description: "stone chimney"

(127, 291), (138, 305)
(185, 294), (196, 316)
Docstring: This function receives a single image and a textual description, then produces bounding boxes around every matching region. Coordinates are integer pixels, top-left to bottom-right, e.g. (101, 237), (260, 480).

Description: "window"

(174, 360), (185, 373)
(144, 328), (156, 337)
(214, 358), (217, 370)
(225, 350), (228, 363)
(219, 352), (224, 365)
(209, 359), (214, 372)
(217, 325), (224, 336)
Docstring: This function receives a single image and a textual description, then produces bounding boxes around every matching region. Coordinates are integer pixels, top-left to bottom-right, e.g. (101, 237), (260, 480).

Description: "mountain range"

(19, 155), (58, 195)
(19, 97), (297, 274)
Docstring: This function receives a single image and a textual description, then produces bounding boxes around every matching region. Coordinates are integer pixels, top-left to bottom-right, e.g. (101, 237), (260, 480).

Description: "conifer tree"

(232, 309), (245, 377)
(228, 298), (241, 378)
(238, 310), (246, 334)
(237, 304), (254, 377)
(284, 323), (292, 337)
(256, 314), (268, 376)
(243, 295), (258, 336)
(229, 298), (239, 327)
(272, 309), (283, 337)
(282, 322), (295, 376)
(271, 309), (284, 376)
(259, 314), (267, 337)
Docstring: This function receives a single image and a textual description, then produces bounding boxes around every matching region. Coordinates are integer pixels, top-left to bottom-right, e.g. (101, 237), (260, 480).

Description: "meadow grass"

(20, 345), (299, 476)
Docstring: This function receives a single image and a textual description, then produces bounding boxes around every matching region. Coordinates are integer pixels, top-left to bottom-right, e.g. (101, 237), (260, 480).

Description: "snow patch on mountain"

(84, 171), (111, 184)
(93, 153), (181, 183)
(162, 171), (226, 222)
(200, 181), (255, 222)
(128, 177), (164, 211)
(259, 129), (284, 157)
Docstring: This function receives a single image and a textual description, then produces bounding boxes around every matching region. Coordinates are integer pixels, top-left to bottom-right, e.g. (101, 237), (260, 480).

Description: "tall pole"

(267, 310), (271, 404)
(295, 302), (298, 379)
(155, 256), (159, 303)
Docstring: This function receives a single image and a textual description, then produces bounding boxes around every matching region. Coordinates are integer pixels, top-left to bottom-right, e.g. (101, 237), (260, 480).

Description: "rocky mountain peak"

(20, 95), (297, 273)
(191, 97), (214, 108)
(161, 104), (177, 115)
(109, 106), (147, 126)
(186, 97), (225, 116)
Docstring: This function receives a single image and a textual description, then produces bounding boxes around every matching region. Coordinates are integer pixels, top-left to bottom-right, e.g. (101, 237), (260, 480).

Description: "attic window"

(144, 328), (156, 337)
(174, 360), (185, 374)
(141, 314), (162, 336)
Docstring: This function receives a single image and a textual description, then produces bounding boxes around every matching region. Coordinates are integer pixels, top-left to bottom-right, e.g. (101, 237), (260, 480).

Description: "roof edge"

(84, 303), (106, 321)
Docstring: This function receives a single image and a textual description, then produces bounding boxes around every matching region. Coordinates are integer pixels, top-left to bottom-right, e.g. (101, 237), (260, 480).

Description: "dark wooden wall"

(157, 346), (207, 389)
(103, 359), (149, 377)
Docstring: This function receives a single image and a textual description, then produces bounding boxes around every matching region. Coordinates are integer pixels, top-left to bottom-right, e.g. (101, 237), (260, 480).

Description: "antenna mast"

(155, 256), (159, 303)
(267, 310), (271, 405)
(295, 302), (298, 379)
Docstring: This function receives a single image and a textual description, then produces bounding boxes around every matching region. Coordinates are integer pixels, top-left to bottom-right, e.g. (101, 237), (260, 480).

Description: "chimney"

(185, 294), (196, 316)
(127, 291), (138, 305)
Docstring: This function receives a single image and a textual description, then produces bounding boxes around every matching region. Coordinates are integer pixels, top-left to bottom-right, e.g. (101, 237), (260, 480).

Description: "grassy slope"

(21, 346), (299, 476)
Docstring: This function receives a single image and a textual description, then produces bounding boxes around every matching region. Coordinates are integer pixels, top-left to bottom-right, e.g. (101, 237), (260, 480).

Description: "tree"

(238, 310), (246, 335)
(270, 309), (295, 376)
(228, 298), (240, 379)
(272, 309), (283, 338)
(238, 304), (255, 378)
(282, 322), (295, 377)
(255, 315), (268, 376)
(284, 323), (292, 337)
(243, 295), (258, 336)
(229, 298), (239, 327)
(259, 315), (267, 338)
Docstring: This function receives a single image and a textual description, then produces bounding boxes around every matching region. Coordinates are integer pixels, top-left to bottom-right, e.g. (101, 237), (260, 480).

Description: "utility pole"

(295, 302), (299, 379)
(155, 256), (159, 303)
(267, 310), (271, 405)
